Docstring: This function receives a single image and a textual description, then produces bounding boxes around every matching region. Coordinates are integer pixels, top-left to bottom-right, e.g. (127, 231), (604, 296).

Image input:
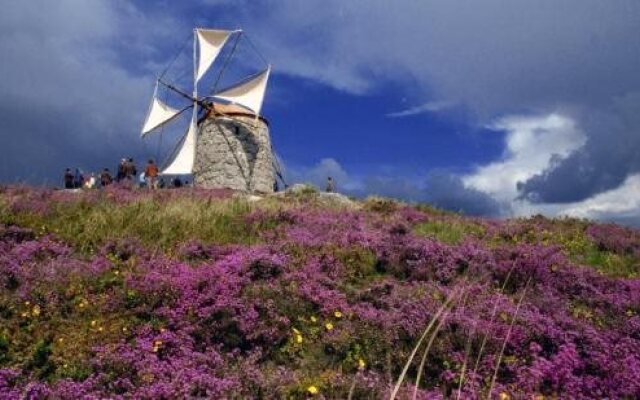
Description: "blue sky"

(1, 1), (640, 224)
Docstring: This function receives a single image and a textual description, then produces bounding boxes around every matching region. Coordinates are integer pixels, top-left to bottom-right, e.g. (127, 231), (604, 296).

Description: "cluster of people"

(63, 158), (187, 190)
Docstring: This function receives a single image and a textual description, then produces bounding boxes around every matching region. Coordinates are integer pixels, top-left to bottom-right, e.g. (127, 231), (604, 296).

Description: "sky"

(1, 0), (639, 225)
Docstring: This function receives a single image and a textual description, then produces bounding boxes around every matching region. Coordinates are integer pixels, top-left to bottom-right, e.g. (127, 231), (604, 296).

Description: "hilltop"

(0, 185), (639, 399)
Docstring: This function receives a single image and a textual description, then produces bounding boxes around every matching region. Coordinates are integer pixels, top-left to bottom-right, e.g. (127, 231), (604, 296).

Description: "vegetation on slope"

(0, 185), (639, 399)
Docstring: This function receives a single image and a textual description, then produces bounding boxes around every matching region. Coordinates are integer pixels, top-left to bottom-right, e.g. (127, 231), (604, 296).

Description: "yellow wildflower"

(325, 322), (334, 331)
(90, 320), (97, 327)
(152, 341), (162, 353)
(122, 327), (128, 333)
(114, 270), (120, 275)
(24, 301), (30, 306)
(98, 326), (104, 332)
(307, 385), (319, 395)
(310, 316), (318, 323)
(627, 309), (634, 317)
(58, 338), (64, 344)
(358, 358), (366, 370)
(499, 392), (510, 400)
(295, 334), (303, 344)
(292, 327), (301, 334)
(32, 305), (41, 317)
(160, 328), (166, 333)
(20, 312), (28, 318)
(334, 311), (343, 318)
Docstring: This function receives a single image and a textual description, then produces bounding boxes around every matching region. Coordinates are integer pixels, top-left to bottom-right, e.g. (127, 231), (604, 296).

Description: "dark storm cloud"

(0, 1), (180, 184)
(518, 93), (640, 203)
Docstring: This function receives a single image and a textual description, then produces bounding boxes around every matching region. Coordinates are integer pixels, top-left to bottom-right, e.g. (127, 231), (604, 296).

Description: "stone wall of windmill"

(193, 109), (275, 193)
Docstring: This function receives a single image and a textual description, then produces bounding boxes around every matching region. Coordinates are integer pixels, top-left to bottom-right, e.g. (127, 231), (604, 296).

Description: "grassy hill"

(0, 185), (639, 399)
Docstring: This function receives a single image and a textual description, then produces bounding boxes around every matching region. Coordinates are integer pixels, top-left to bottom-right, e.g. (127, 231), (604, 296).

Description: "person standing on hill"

(63, 168), (74, 189)
(125, 158), (137, 180)
(100, 168), (113, 187)
(74, 168), (83, 189)
(116, 158), (126, 182)
(326, 176), (335, 193)
(144, 159), (159, 189)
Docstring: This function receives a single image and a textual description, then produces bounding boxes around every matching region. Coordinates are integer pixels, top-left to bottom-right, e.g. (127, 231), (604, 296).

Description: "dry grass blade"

(389, 289), (460, 400)
(412, 310), (449, 400)
(486, 277), (532, 399)
(347, 371), (359, 400)
(456, 294), (477, 400)
(471, 266), (514, 378)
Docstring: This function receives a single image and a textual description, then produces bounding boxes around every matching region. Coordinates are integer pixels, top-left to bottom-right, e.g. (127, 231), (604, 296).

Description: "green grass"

(0, 196), (258, 253)
(414, 220), (485, 245)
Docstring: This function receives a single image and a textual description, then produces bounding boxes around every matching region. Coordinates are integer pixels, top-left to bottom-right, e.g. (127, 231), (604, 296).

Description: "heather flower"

(1, 187), (639, 398)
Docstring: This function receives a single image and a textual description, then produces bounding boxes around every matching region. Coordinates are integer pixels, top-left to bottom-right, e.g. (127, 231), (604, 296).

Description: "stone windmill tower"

(140, 28), (281, 193)
(194, 103), (274, 192)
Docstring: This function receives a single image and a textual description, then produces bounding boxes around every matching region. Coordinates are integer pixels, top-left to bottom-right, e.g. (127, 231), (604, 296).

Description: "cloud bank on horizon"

(1, 0), (639, 225)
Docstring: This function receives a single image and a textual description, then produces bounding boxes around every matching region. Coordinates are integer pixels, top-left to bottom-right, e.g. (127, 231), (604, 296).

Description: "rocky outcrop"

(193, 115), (274, 193)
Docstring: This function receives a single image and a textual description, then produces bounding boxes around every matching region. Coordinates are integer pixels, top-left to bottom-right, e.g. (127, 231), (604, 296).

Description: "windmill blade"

(161, 108), (198, 175)
(141, 95), (191, 137)
(195, 29), (239, 84)
(211, 66), (271, 116)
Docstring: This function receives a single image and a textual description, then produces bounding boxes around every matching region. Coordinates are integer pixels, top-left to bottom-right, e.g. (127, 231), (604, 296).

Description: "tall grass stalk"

(412, 311), (449, 400)
(486, 277), (532, 399)
(471, 267), (515, 378)
(456, 292), (477, 400)
(347, 371), (359, 400)
(389, 289), (460, 400)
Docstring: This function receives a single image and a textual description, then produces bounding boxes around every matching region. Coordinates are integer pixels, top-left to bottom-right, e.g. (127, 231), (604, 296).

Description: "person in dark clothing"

(127, 158), (137, 178)
(326, 176), (335, 193)
(74, 168), (83, 189)
(116, 158), (126, 182)
(122, 158), (137, 180)
(100, 168), (113, 187)
(64, 168), (74, 189)
(172, 177), (183, 188)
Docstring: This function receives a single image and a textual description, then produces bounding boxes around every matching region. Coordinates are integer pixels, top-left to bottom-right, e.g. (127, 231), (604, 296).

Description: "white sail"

(141, 96), (183, 136)
(196, 29), (235, 84)
(161, 108), (197, 175)
(213, 66), (271, 116)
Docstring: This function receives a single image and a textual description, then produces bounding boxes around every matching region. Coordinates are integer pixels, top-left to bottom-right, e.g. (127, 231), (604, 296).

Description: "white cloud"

(559, 174), (640, 222)
(462, 113), (586, 202)
(386, 101), (455, 118)
(460, 112), (640, 225)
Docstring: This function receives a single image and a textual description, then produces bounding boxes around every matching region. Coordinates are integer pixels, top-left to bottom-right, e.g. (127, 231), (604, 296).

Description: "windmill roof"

(205, 102), (269, 125)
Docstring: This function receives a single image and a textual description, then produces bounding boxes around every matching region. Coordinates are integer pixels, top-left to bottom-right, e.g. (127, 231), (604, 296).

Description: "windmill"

(140, 28), (284, 192)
